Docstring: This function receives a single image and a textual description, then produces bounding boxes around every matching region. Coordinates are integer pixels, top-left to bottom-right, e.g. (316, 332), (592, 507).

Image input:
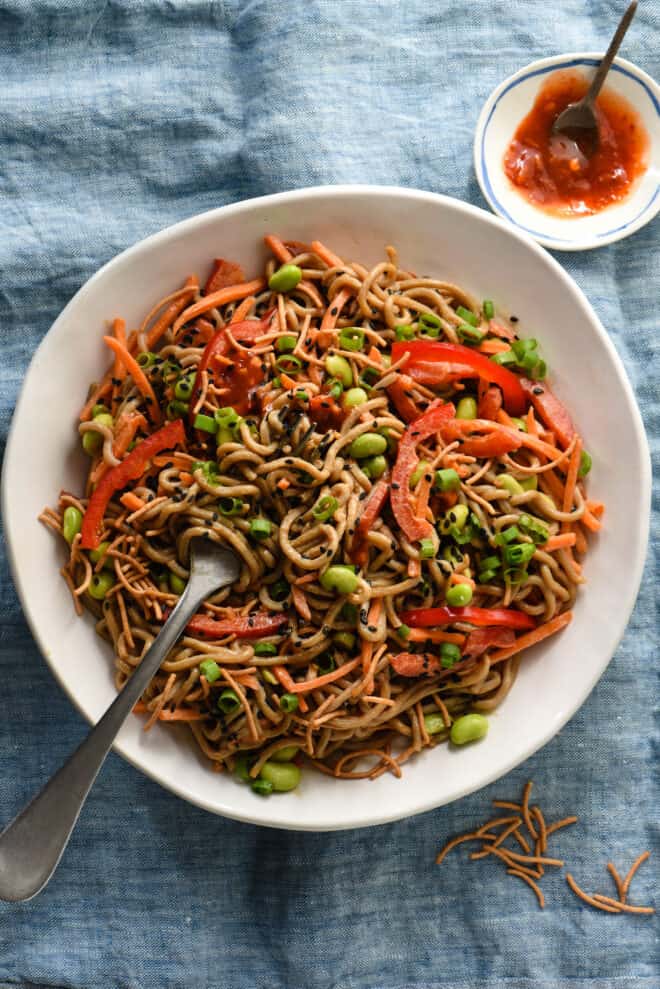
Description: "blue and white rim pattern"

(480, 57), (660, 246)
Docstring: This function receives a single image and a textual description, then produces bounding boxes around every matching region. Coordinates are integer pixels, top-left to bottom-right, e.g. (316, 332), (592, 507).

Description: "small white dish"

(2, 185), (651, 830)
(474, 53), (660, 250)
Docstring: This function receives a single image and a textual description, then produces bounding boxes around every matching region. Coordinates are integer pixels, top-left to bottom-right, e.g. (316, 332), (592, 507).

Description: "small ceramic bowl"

(474, 53), (660, 250)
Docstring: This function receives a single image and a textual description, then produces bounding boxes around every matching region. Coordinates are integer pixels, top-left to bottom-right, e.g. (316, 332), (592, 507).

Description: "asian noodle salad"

(41, 235), (603, 795)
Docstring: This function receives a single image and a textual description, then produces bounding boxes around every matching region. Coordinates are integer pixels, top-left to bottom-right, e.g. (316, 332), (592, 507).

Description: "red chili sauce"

(503, 70), (649, 216)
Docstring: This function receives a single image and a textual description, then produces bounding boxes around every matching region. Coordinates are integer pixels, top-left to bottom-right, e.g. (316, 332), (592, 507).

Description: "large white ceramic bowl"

(2, 186), (651, 831)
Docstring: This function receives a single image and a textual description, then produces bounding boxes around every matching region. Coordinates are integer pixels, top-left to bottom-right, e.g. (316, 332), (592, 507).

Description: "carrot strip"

(316, 287), (352, 346)
(192, 318), (215, 343)
(279, 372), (298, 391)
(311, 239), (344, 269)
(264, 234), (293, 263)
(542, 469), (565, 505)
(112, 317), (127, 381)
(103, 336), (161, 424)
(289, 657), (361, 694)
(544, 532), (577, 552)
(479, 339), (511, 354)
(489, 611), (572, 664)
(157, 708), (206, 722)
(574, 526), (588, 554)
(120, 491), (146, 512)
(586, 500), (604, 518)
(581, 506), (602, 532)
(562, 436), (582, 520)
(172, 278), (266, 337)
(146, 275), (198, 348)
(273, 665), (308, 712)
(291, 585), (311, 622)
(449, 572), (475, 589)
(407, 628), (466, 645)
(277, 478), (291, 491)
(526, 407), (538, 436)
(496, 408), (516, 428)
(178, 471), (194, 487)
(230, 296), (256, 323)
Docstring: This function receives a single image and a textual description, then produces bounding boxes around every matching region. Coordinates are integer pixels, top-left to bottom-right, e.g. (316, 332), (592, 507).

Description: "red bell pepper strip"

(478, 383), (503, 421)
(386, 374), (422, 422)
(520, 377), (576, 449)
(351, 476), (390, 564)
(462, 627), (516, 660)
(400, 605), (536, 631)
(80, 419), (186, 550)
(188, 314), (272, 422)
(392, 340), (526, 415)
(204, 258), (246, 295)
(440, 419), (523, 458)
(390, 401), (456, 542)
(184, 610), (289, 640)
(405, 360), (477, 388)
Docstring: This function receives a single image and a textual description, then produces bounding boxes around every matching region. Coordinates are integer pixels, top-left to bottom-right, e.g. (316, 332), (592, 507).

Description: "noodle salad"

(41, 235), (603, 796)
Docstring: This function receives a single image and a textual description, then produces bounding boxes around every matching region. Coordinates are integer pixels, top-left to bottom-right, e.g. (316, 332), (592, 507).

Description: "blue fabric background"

(0, 2), (657, 987)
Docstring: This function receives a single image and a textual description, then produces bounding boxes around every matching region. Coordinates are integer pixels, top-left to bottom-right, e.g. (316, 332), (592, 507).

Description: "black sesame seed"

(359, 491), (367, 500)
(510, 315), (519, 323)
(367, 625), (377, 633)
(424, 474), (432, 483)
(331, 307), (338, 316)
(391, 482), (400, 491)
(533, 386), (544, 396)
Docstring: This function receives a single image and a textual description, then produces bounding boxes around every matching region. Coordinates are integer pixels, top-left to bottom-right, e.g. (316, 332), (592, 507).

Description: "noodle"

(42, 238), (599, 788)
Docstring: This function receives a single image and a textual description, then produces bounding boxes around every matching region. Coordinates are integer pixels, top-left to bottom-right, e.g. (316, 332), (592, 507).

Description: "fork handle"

(0, 580), (210, 902)
(585, 1), (637, 107)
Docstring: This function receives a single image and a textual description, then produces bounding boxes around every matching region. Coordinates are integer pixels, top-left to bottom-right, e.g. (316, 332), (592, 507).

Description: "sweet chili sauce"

(503, 70), (649, 216)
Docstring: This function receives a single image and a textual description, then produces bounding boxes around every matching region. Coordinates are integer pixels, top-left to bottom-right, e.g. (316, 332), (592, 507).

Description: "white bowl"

(2, 186), (651, 830)
(474, 54), (660, 250)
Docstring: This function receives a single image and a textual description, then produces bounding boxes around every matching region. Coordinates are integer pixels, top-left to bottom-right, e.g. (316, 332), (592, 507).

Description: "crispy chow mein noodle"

(41, 236), (603, 795)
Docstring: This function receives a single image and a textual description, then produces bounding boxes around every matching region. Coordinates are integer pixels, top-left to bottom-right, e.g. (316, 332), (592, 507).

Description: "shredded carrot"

(407, 628), (466, 645)
(103, 336), (161, 424)
(152, 453), (194, 470)
(157, 708), (206, 722)
(120, 491), (146, 512)
(544, 532), (577, 552)
(449, 571), (476, 589)
(581, 506), (602, 532)
(526, 406), (538, 436)
(112, 317), (127, 381)
(496, 408), (516, 428)
(294, 572), (317, 586)
(415, 472), (433, 518)
(263, 234), (292, 264)
(232, 673), (260, 691)
(230, 295), (256, 323)
(192, 318), (215, 343)
(316, 288), (351, 347)
(178, 471), (194, 487)
(562, 436), (582, 519)
(289, 657), (361, 694)
(277, 477), (291, 491)
(489, 610), (572, 664)
(279, 371), (298, 391)
(145, 275), (198, 349)
(586, 499), (604, 518)
(479, 338), (511, 354)
(273, 665), (308, 712)
(291, 585), (311, 622)
(172, 278), (266, 337)
(310, 239), (344, 269)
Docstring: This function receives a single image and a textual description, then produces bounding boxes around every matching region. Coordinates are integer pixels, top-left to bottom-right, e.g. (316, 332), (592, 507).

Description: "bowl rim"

(473, 52), (660, 251)
(2, 184), (652, 829)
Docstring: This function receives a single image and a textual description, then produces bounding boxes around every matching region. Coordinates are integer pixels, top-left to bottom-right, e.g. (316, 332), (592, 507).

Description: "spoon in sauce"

(552, 0), (637, 155)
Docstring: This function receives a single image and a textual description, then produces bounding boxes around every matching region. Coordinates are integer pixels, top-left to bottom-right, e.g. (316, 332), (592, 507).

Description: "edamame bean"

(424, 713), (447, 735)
(325, 354), (353, 387)
(169, 573), (186, 594)
(259, 760), (302, 792)
(349, 432), (387, 460)
(88, 572), (116, 600)
(456, 396), (477, 420)
(450, 713), (488, 745)
(268, 264), (302, 293)
(271, 745), (299, 763)
(62, 506), (82, 545)
(343, 387), (368, 408)
(320, 565), (359, 595)
(439, 503), (469, 533)
(510, 417), (527, 432)
(333, 631), (356, 650)
(362, 454), (387, 479)
(89, 541), (114, 569)
(446, 582), (473, 607)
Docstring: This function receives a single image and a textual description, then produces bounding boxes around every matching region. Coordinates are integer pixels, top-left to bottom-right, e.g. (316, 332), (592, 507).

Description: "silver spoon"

(552, 0), (637, 150)
(0, 539), (240, 901)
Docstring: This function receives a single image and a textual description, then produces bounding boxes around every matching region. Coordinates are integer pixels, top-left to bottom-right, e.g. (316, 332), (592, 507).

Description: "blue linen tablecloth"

(0, 1), (658, 986)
